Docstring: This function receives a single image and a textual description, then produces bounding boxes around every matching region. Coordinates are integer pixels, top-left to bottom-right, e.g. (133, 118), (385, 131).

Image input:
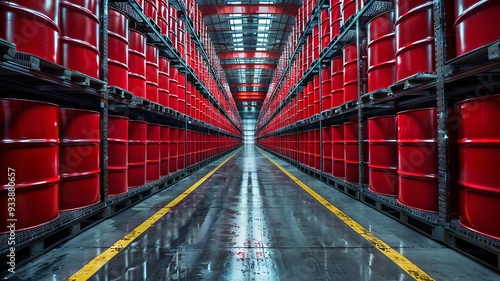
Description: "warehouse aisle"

(13, 145), (498, 280)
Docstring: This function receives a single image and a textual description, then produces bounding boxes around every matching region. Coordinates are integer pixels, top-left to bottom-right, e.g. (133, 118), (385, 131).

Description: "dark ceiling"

(197, 0), (300, 118)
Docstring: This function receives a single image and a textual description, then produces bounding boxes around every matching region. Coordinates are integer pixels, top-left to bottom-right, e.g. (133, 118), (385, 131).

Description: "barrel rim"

(397, 107), (437, 115)
(108, 30), (129, 44)
(108, 59), (129, 69)
(60, 107), (100, 114)
(366, 32), (396, 48)
(0, 2), (61, 33)
(453, 0), (492, 27)
(109, 6), (130, 20)
(109, 115), (129, 120)
(394, 1), (433, 25)
(367, 10), (394, 26)
(60, 36), (101, 55)
(456, 93), (500, 107)
(60, 0), (100, 23)
(368, 114), (397, 120)
(0, 98), (60, 108)
(129, 28), (147, 37)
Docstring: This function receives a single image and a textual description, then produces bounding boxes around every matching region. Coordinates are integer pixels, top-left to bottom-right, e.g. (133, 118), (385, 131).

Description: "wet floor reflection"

(91, 145), (414, 280)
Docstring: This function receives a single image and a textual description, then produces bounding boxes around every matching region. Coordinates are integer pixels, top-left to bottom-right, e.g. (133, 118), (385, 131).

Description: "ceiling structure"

(198, 0), (300, 119)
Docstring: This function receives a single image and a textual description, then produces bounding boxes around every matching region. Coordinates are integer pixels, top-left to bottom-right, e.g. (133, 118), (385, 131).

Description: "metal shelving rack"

(0, 0), (242, 275)
(256, 0), (500, 271)
(172, 0), (242, 133)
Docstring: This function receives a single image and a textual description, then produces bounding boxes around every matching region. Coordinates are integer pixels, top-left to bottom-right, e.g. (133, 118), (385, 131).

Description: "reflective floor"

(12, 145), (500, 280)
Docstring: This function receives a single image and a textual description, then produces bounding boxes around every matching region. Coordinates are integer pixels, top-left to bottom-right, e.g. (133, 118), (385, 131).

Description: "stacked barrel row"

(186, 131), (239, 167)
(0, 98), (241, 234)
(0, 0), (242, 134)
(258, 95), (500, 240)
(259, 0), (500, 133)
(0, 100), (101, 234)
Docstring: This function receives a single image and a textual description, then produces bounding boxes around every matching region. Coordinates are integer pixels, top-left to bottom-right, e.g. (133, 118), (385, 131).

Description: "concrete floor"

(12, 145), (499, 280)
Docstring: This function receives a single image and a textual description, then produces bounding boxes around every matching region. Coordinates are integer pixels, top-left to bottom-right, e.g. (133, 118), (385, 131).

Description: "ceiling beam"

(232, 91), (267, 95)
(222, 64), (276, 70)
(199, 4), (300, 17)
(219, 51), (281, 59)
(230, 83), (269, 88)
(207, 27), (291, 33)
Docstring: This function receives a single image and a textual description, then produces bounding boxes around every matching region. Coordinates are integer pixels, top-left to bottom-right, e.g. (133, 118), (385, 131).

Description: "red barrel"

(458, 94), (500, 239)
(341, 0), (362, 23)
(59, 0), (100, 78)
(157, 0), (168, 35)
(321, 9), (330, 51)
(143, 0), (158, 23)
(312, 25), (319, 60)
(332, 124), (345, 178)
(0, 99), (59, 233)
(108, 8), (129, 89)
(169, 66), (179, 111)
(128, 120), (147, 188)
(108, 115), (128, 196)
(177, 19), (185, 55)
(313, 129), (321, 170)
(160, 125), (170, 176)
(158, 57), (170, 107)
(307, 81), (314, 117)
(187, 130), (194, 166)
(178, 73), (186, 114)
(146, 44), (159, 103)
(455, 0), (500, 57)
(330, 1), (342, 38)
(128, 29), (147, 97)
(168, 4), (177, 48)
(146, 123), (160, 182)
(307, 34), (313, 67)
(298, 91), (305, 120)
(0, 0), (60, 63)
(178, 129), (186, 170)
(397, 108), (438, 211)
(321, 66), (331, 111)
(169, 127), (178, 173)
(343, 43), (358, 103)
(368, 116), (398, 195)
(395, 0), (435, 81)
(299, 132), (306, 164)
(331, 55), (344, 108)
(313, 75), (320, 114)
(323, 126), (332, 173)
(59, 109), (100, 210)
(306, 130), (313, 167)
(367, 12), (395, 92)
(344, 122), (358, 182)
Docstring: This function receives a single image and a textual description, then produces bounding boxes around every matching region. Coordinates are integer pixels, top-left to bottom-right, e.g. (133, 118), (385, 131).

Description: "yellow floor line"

(67, 149), (240, 281)
(258, 148), (435, 281)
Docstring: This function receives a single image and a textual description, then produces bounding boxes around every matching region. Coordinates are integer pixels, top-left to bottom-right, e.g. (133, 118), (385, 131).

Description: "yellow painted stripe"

(67, 149), (240, 281)
(257, 148), (435, 281)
